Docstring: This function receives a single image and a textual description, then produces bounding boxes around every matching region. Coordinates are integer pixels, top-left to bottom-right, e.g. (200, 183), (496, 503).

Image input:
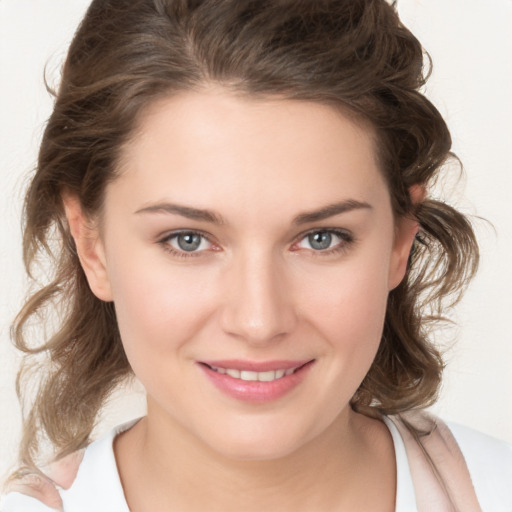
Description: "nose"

(219, 248), (297, 346)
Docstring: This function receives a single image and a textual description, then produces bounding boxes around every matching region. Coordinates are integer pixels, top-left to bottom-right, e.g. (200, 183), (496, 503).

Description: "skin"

(65, 88), (420, 511)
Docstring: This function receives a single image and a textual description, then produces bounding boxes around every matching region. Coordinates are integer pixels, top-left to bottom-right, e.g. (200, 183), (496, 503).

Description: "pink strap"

(6, 449), (85, 511)
(390, 411), (481, 512)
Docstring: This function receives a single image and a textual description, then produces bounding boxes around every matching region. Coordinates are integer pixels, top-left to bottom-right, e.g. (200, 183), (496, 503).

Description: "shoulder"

(58, 421), (131, 511)
(1, 419), (137, 512)
(389, 410), (512, 511)
(447, 421), (512, 510)
(447, 420), (512, 469)
(0, 492), (57, 512)
(0, 450), (85, 512)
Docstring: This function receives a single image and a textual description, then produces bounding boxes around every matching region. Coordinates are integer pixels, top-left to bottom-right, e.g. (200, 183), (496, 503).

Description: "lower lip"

(198, 361), (315, 404)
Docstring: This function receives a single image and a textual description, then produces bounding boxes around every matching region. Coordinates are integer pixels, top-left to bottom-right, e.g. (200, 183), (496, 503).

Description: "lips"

(208, 365), (297, 381)
(198, 359), (315, 403)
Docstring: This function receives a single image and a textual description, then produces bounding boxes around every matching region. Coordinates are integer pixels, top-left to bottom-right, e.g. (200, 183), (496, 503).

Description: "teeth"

(258, 370), (276, 382)
(240, 371), (258, 381)
(210, 365), (299, 381)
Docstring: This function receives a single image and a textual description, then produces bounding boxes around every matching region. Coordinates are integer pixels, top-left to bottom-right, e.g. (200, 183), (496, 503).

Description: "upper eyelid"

(293, 228), (353, 250)
(290, 227), (353, 251)
(159, 230), (215, 258)
(159, 228), (214, 242)
(159, 226), (350, 239)
(156, 230), (214, 255)
(159, 227), (352, 251)
(293, 226), (351, 239)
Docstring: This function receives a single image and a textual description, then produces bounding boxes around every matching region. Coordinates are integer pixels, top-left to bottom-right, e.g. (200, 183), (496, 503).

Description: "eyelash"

(157, 228), (355, 259)
(158, 230), (215, 259)
(294, 229), (355, 257)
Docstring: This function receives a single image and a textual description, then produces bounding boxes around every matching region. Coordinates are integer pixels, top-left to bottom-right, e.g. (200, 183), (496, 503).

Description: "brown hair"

(13, 0), (478, 469)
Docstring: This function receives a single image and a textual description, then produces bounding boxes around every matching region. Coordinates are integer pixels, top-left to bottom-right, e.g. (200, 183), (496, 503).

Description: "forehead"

(113, 89), (388, 222)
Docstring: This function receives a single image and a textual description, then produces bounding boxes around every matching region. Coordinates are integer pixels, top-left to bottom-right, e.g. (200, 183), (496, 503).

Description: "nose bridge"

(220, 244), (296, 344)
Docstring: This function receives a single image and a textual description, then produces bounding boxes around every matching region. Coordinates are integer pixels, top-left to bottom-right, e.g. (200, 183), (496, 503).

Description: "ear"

(63, 193), (113, 301)
(388, 185), (425, 290)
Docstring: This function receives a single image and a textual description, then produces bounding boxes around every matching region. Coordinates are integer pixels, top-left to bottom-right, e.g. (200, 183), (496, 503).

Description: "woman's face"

(76, 89), (416, 460)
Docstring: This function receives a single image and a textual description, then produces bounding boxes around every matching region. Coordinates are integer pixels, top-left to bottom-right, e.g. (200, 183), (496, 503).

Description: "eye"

(159, 231), (214, 258)
(295, 229), (353, 254)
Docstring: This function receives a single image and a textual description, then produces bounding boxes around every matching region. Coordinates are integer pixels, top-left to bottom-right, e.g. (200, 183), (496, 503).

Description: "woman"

(1, 1), (511, 511)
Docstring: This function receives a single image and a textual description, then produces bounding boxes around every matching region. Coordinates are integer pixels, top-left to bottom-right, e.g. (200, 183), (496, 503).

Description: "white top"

(2, 418), (512, 512)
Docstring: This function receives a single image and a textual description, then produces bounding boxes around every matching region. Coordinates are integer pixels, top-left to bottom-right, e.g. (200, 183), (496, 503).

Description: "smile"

(208, 365), (298, 381)
(199, 360), (315, 403)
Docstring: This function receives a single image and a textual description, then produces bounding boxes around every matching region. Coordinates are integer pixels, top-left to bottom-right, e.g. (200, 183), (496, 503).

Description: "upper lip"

(199, 359), (314, 372)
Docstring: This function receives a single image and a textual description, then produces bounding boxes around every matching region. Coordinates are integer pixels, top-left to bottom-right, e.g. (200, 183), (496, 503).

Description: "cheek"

(297, 246), (392, 381)
(302, 252), (391, 337)
(107, 252), (216, 361)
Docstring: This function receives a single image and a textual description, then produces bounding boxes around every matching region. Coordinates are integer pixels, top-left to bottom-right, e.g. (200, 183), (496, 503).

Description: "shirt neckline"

(73, 416), (416, 512)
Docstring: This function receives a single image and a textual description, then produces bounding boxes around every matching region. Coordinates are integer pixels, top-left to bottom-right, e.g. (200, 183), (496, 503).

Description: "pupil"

(178, 233), (201, 251)
(309, 232), (332, 250)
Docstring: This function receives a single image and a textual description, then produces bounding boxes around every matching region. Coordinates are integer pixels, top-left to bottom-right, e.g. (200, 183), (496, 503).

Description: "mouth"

(198, 359), (315, 403)
(203, 363), (307, 382)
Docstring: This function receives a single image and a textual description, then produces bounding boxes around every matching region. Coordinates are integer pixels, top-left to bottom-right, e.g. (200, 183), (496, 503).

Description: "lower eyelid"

(295, 229), (353, 250)
(170, 233), (212, 251)
(158, 229), (353, 258)
(157, 230), (215, 256)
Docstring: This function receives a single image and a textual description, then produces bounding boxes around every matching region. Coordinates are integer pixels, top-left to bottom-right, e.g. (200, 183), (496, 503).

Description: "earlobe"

(388, 185), (425, 290)
(63, 194), (113, 302)
(388, 218), (419, 290)
(409, 184), (426, 204)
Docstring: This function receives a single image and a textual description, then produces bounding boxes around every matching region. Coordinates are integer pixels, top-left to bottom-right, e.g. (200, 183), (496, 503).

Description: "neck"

(115, 406), (396, 512)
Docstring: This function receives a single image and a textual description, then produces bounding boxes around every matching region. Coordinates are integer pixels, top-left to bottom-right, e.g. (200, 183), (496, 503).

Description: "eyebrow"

(292, 199), (372, 225)
(135, 203), (225, 224)
(134, 199), (372, 225)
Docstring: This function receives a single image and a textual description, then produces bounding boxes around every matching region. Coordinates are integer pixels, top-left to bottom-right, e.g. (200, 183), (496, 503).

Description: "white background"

(0, 0), (511, 480)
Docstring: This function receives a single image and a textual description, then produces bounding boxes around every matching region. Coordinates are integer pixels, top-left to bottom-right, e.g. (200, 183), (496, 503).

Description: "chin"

(195, 417), (322, 462)
(210, 438), (300, 462)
